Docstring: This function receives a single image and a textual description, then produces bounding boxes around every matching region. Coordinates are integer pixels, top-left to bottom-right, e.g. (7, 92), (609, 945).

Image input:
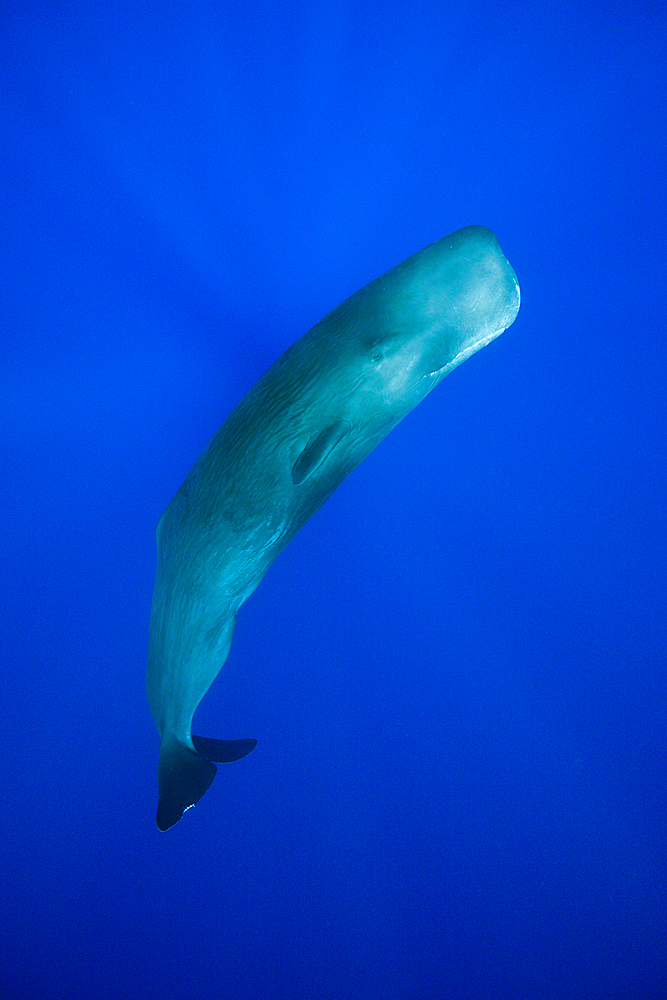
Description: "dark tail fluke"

(192, 734), (258, 763)
(156, 734), (257, 831)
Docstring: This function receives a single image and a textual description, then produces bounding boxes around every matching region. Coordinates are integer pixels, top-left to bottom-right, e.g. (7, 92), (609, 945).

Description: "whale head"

(324, 226), (520, 421)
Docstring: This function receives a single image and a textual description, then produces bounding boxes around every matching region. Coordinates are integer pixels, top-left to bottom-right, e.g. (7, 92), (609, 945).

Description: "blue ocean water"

(2, 2), (666, 997)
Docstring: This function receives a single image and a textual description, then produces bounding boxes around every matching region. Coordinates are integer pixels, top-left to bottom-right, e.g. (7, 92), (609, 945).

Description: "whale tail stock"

(156, 733), (258, 831)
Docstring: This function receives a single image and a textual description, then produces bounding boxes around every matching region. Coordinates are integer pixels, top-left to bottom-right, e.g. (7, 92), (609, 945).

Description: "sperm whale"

(147, 225), (520, 830)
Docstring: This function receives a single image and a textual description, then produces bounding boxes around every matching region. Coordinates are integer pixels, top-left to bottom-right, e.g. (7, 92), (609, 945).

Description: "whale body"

(147, 225), (520, 830)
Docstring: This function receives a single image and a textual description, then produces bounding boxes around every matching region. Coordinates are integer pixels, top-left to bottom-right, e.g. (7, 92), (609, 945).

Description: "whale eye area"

(370, 336), (385, 363)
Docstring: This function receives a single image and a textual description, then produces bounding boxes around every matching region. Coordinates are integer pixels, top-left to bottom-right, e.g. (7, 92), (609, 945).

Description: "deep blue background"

(2, 2), (666, 998)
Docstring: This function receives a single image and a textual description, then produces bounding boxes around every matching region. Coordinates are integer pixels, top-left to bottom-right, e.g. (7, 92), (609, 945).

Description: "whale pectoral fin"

(191, 734), (258, 762)
(292, 419), (352, 485)
(156, 734), (218, 831)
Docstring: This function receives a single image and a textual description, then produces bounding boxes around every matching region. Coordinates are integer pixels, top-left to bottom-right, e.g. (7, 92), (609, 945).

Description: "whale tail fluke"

(191, 734), (258, 762)
(156, 733), (257, 831)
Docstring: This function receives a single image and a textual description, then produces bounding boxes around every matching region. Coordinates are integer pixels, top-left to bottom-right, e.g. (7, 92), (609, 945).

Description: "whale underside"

(147, 225), (520, 830)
